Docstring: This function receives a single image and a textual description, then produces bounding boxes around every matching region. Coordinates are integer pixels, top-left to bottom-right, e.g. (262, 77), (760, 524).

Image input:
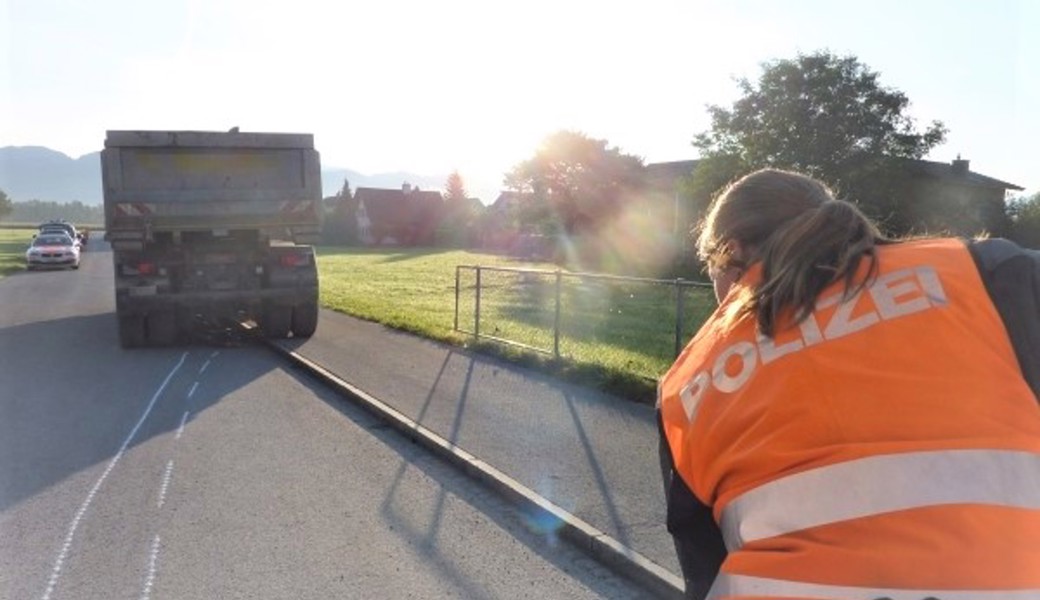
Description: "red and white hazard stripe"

(114, 203), (155, 217)
(278, 200), (314, 214)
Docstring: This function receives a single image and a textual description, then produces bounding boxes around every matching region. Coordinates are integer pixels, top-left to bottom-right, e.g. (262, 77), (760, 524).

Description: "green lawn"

(0, 228), (33, 278)
(317, 246), (717, 401)
(317, 247), (552, 339)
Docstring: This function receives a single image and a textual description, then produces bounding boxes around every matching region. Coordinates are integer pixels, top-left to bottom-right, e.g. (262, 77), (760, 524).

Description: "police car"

(26, 232), (81, 270)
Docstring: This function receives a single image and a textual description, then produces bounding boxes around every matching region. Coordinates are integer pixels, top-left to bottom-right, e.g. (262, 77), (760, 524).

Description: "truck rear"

(102, 130), (323, 347)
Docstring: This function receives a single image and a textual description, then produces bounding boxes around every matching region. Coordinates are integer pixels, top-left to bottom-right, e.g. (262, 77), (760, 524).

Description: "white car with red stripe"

(26, 233), (81, 270)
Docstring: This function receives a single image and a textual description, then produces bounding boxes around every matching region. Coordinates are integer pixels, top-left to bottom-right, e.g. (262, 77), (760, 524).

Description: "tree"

(437, 170), (478, 247)
(322, 179), (355, 244)
(505, 130), (645, 236)
(1008, 192), (1040, 249)
(444, 170), (467, 204)
(4, 198), (103, 224)
(0, 189), (12, 221)
(691, 51), (947, 234)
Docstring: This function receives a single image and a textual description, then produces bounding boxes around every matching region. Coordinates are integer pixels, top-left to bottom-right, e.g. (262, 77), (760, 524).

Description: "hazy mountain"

(0, 147), (102, 204)
(0, 146), (476, 205)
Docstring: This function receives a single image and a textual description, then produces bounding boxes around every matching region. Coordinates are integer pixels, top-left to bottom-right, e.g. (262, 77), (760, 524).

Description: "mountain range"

(0, 146), (469, 205)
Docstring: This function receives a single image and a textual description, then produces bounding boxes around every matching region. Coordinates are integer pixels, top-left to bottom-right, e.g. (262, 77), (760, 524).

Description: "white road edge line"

(139, 534), (161, 600)
(157, 461), (174, 509)
(40, 352), (188, 600)
(175, 411), (190, 440)
(187, 381), (199, 399)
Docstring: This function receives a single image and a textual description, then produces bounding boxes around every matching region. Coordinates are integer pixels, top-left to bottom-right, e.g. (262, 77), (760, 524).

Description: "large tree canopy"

(505, 130), (645, 235)
(691, 51), (947, 233)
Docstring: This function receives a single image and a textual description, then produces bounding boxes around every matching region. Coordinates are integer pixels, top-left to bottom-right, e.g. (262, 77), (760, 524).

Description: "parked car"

(26, 232), (81, 270)
(37, 220), (87, 250)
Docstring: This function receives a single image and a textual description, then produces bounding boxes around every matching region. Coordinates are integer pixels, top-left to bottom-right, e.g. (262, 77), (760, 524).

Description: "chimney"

(951, 155), (970, 175)
(402, 182), (412, 193)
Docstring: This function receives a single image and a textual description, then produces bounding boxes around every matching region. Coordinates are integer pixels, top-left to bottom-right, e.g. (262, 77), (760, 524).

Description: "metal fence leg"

(554, 270), (562, 358)
(474, 267), (482, 340)
(674, 278), (685, 357)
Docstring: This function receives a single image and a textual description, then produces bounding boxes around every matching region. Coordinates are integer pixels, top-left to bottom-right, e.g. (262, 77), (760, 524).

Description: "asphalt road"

(0, 239), (658, 599)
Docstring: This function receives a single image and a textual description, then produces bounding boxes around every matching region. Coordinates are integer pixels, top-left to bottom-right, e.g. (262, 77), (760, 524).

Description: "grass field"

(317, 247), (555, 339)
(0, 228), (33, 278)
(317, 246), (717, 400)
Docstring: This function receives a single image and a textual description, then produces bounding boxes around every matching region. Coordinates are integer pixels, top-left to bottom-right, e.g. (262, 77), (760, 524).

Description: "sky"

(2, 0), (1038, 202)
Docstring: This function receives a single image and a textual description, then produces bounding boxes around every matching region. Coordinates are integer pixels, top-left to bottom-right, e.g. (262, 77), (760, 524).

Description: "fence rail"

(454, 265), (715, 379)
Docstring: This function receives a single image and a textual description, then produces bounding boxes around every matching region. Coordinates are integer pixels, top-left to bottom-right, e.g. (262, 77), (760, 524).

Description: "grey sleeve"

(966, 238), (1040, 401)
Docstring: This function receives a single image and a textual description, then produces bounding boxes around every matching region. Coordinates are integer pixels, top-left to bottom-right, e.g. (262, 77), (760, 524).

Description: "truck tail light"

(121, 261), (158, 276)
(279, 253), (308, 268)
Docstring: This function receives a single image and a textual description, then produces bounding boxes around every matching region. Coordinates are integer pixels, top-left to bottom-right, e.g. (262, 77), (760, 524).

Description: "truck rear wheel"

(119, 315), (146, 348)
(291, 302), (318, 338)
(262, 303), (292, 338)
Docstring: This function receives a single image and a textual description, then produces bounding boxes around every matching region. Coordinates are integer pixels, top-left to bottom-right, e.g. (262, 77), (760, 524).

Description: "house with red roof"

(354, 183), (444, 246)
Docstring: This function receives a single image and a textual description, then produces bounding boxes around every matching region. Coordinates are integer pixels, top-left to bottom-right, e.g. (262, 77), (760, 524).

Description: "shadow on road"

(0, 311), (276, 513)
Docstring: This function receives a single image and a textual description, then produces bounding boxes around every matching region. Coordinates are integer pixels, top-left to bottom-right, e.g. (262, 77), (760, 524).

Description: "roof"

(907, 158), (1023, 191)
(645, 160), (701, 179)
(490, 191), (527, 211)
(645, 158), (1023, 192)
(644, 160), (701, 189)
(355, 186), (443, 227)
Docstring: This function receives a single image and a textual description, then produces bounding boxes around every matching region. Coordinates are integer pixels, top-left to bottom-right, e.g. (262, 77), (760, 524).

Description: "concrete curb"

(265, 340), (686, 600)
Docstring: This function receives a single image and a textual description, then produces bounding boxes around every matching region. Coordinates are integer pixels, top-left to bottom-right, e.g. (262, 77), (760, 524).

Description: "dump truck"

(102, 130), (323, 347)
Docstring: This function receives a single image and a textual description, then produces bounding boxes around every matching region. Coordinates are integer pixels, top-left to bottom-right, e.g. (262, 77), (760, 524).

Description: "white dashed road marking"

(157, 461), (174, 509)
(175, 411), (190, 440)
(41, 352), (188, 600)
(139, 535), (161, 600)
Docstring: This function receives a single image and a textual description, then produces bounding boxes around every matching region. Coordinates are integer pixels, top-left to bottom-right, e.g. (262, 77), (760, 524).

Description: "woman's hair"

(696, 168), (891, 337)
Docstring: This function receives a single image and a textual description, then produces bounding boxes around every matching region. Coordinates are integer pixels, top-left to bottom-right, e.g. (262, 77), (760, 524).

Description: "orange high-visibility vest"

(659, 238), (1040, 599)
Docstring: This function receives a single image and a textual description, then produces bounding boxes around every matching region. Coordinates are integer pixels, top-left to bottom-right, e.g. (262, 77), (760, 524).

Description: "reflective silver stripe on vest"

(720, 449), (1040, 551)
(708, 573), (1040, 600)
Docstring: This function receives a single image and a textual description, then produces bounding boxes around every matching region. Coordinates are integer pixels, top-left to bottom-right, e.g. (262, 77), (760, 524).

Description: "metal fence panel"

(455, 265), (716, 379)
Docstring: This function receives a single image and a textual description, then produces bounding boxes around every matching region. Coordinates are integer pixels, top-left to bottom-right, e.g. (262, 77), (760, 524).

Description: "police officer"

(658, 168), (1040, 599)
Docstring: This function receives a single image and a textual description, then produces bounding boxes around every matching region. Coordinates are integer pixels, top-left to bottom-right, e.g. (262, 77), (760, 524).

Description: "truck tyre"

(148, 311), (178, 346)
(119, 315), (147, 348)
(291, 301), (318, 337)
(262, 303), (292, 338)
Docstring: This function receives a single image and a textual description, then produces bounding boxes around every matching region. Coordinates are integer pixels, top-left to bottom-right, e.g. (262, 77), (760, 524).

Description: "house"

(478, 191), (550, 257)
(643, 159), (701, 240)
(900, 157), (1023, 236)
(482, 191), (525, 236)
(642, 157), (1023, 239)
(354, 184), (443, 246)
